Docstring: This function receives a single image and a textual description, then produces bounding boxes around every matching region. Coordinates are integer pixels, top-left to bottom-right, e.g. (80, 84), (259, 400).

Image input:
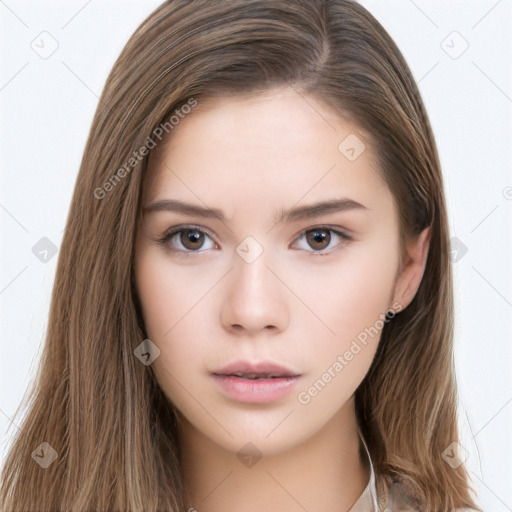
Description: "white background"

(1, 1), (511, 510)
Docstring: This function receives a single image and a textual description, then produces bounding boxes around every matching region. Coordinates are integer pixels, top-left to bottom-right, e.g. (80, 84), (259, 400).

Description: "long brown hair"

(0, 1), (480, 510)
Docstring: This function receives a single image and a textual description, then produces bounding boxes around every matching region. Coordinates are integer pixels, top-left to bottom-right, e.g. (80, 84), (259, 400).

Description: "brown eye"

(160, 226), (216, 253)
(179, 229), (206, 250)
(305, 228), (331, 251)
(294, 227), (352, 254)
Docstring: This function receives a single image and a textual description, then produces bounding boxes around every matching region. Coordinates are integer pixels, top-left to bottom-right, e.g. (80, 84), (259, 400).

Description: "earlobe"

(391, 226), (431, 311)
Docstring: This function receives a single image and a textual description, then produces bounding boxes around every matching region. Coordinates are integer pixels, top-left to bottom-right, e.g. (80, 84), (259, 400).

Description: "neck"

(178, 396), (370, 512)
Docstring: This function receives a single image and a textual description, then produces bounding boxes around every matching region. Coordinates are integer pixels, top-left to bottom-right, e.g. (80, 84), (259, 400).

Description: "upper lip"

(212, 360), (300, 378)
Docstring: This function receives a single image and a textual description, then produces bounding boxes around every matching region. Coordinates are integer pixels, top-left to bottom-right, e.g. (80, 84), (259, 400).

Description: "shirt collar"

(347, 428), (381, 512)
(351, 430), (423, 512)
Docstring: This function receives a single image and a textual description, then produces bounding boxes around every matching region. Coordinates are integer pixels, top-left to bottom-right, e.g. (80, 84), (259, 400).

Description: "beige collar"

(347, 429), (382, 512)
(351, 429), (423, 512)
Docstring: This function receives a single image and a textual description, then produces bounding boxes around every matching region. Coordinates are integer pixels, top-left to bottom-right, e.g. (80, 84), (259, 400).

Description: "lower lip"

(212, 374), (300, 403)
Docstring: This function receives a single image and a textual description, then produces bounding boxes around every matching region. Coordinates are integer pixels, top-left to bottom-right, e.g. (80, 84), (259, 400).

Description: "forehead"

(143, 87), (390, 216)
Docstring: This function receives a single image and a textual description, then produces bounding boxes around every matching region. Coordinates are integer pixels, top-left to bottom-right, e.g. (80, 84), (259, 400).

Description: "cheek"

(134, 248), (213, 381)
(134, 247), (211, 338)
(135, 253), (180, 339)
(288, 247), (397, 345)
(290, 240), (397, 393)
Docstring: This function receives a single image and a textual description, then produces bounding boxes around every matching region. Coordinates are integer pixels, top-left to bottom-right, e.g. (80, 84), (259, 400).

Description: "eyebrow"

(143, 198), (369, 224)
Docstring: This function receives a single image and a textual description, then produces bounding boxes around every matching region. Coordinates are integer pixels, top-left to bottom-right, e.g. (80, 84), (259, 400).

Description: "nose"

(220, 245), (289, 336)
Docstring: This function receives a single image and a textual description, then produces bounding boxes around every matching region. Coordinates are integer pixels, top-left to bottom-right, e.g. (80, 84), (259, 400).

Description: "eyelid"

(162, 223), (218, 241)
(294, 223), (352, 240)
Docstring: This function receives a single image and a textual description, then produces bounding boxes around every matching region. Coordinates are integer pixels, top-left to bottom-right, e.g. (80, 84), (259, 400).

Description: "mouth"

(211, 360), (302, 403)
(214, 372), (298, 380)
(212, 360), (301, 379)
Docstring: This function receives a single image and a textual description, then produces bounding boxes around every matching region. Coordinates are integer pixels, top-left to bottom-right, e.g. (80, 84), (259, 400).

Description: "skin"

(134, 86), (430, 512)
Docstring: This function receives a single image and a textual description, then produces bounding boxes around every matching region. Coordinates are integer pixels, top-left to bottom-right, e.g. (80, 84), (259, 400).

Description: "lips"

(212, 360), (300, 379)
(211, 360), (302, 403)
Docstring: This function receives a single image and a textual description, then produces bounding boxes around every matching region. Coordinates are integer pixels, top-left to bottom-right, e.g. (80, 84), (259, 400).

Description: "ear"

(391, 226), (431, 311)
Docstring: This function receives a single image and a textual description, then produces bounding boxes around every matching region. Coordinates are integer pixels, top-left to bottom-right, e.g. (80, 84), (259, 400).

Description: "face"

(134, 86), (424, 456)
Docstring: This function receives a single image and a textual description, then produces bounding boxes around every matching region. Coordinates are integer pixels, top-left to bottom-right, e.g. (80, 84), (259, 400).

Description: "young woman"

(0, 1), (481, 510)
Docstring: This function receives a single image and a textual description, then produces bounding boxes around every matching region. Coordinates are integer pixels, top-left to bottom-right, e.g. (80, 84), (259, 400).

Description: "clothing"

(348, 430), (479, 512)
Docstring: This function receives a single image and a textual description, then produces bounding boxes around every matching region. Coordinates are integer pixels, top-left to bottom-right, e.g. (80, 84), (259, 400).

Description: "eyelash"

(157, 224), (352, 257)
